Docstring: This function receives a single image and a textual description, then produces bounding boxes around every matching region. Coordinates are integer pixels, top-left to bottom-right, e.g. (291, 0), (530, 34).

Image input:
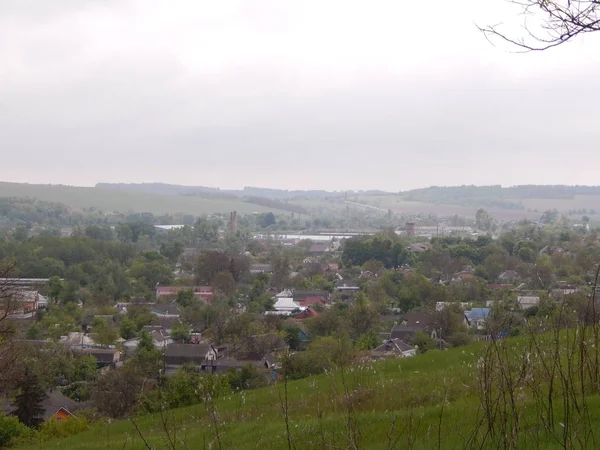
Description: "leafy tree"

(227, 363), (268, 391)
(91, 320), (118, 347)
(14, 371), (46, 428)
(119, 317), (137, 340)
(129, 252), (173, 291)
(25, 324), (42, 340)
(283, 325), (303, 351)
(213, 271), (236, 297)
(74, 355), (98, 382)
(0, 414), (31, 446)
(47, 276), (65, 304)
(91, 365), (143, 418)
(413, 332), (437, 354)
(160, 241), (184, 265)
(262, 212), (276, 228)
(347, 296), (379, 338)
(475, 209), (493, 231)
(176, 289), (195, 307)
(171, 325), (190, 343)
(354, 330), (381, 350)
(195, 251), (231, 284)
(137, 331), (154, 352)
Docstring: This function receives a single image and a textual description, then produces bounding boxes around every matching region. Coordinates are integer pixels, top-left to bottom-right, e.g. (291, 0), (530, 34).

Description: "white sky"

(1, 0), (599, 191)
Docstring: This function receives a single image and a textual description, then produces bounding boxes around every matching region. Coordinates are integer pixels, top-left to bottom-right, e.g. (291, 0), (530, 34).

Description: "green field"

(18, 337), (600, 450)
(356, 193), (600, 221)
(0, 182), (289, 216)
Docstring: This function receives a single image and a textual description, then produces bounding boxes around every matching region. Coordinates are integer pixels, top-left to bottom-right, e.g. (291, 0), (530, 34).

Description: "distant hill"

(96, 182), (384, 200)
(0, 182), (290, 216)
(398, 185), (600, 210)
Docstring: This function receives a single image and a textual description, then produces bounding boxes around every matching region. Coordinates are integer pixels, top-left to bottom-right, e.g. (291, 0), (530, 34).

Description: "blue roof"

(464, 308), (491, 321)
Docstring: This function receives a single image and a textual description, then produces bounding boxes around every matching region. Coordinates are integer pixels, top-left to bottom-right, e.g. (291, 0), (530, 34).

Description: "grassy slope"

(19, 340), (600, 450)
(0, 182), (288, 216)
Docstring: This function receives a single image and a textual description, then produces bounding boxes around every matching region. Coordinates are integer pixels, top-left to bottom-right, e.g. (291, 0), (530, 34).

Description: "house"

(517, 296), (540, 310)
(164, 343), (218, 367)
(309, 244), (329, 254)
(298, 296), (327, 308)
(371, 339), (416, 359)
(199, 358), (267, 375)
(293, 290), (331, 302)
(142, 316), (182, 335)
(155, 286), (213, 303)
(335, 280), (360, 292)
(324, 263), (340, 273)
(73, 348), (121, 368)
(464, 308), (491, 330)
(2, 390), (83, 422)
(294, 307), (319, 320)
(151, 330), (173, 348)
(266, 297), (303, 316)
(0, 290), (39, 316)
(451, 271), (475, 283)
(408, 242), (432, 254)
(249, 264), (273, 274)
(60, 332), (95, 349)
(276, 289), (294, 298)
(359, 271), (377, 279)
(391, 312), (436, 341)
(150, 302), (182, 318)
(498, 270), (520, 283)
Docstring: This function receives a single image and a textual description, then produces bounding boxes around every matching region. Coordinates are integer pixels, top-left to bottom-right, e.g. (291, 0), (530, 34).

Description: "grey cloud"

(1, 1), (600, 190)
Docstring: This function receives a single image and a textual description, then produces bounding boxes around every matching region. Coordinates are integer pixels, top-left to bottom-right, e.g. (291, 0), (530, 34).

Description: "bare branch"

(477, 0), (600, 51)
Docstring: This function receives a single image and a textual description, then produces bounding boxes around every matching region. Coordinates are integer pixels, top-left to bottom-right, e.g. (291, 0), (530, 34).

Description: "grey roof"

(250, 264), (273, 272)
(74, 348), (119, 363)
(150, 303), (181, 316)
(373, 338), (415, 354)
(165, 343), (215, 365)
(40, 390), (80, 420)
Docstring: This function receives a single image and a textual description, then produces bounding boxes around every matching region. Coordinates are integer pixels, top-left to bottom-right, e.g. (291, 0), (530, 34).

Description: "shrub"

(38, 417), (89, 440)
(0, 414), (32, 447)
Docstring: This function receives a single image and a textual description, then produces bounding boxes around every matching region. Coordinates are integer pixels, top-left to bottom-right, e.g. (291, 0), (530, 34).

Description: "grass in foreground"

(17, 335), (600, 449)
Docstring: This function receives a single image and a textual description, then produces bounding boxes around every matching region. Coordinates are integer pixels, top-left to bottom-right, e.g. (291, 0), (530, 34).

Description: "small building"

(150, 302), (182, 318)
(60, 332), (96, 349)
(517, 296), (540, 310)
(293, 290), (331, 302)
(165, 343), (218, 367)
(464, 308), (491, 330)
(408, 242), (432, 254)
(266, 297), (303, 316)
(309, 244), (329, 254)
(74, 348), (121, 368)
(335, 281), (360, 292)
(298, 296), (327, 309)
(498, 270), (520, 283)
(391, 312), (437, 341)
(294, 307), (319, 320)
(249, 264), (273, 274)
(371, 339), (416, 359)
(156, 286), (213, 303)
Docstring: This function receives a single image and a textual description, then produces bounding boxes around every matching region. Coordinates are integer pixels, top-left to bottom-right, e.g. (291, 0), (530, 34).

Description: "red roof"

(295, 308), (319, 320)
(298, 296), (327, 308)
(157, 286), (213, 302)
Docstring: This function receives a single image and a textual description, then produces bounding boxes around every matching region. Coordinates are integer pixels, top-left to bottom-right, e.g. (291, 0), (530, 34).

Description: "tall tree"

(13, 371), (45, 428)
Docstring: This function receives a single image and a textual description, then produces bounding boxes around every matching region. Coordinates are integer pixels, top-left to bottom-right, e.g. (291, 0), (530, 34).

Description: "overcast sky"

(2, 0), (599, 191)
